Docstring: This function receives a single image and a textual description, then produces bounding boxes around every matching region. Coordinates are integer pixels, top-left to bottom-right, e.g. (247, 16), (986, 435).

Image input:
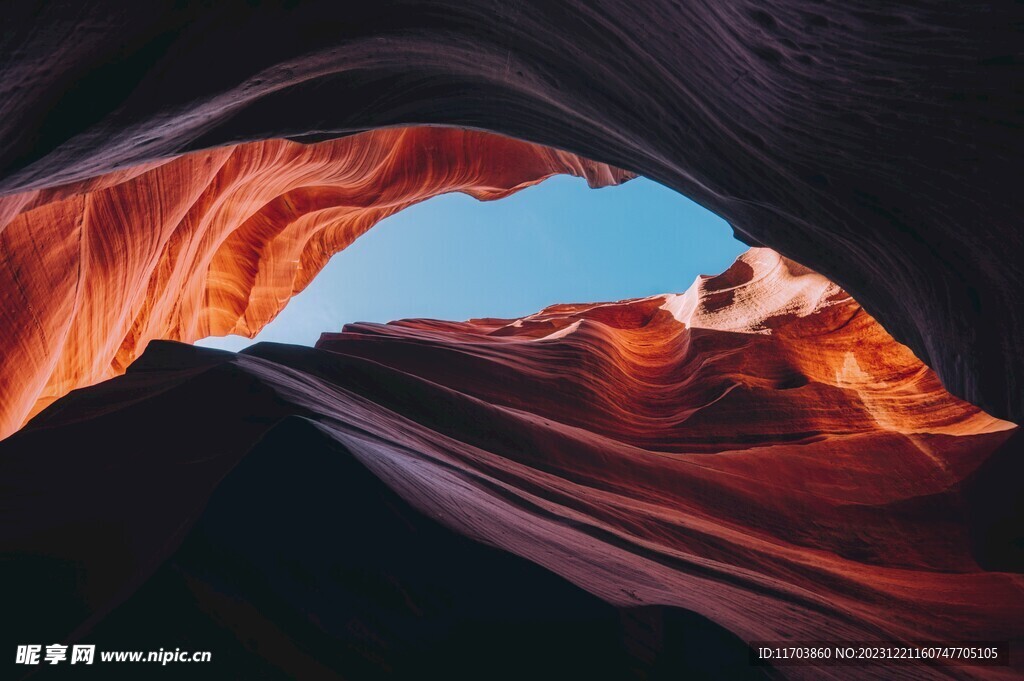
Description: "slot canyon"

(0, 2), (1021, 679)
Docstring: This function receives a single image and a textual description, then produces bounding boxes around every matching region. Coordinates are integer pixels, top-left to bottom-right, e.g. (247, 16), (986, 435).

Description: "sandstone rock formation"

(0, 2), (1021, 420)
(2, 249), (1018, 680)
(0, 127), (628, 439)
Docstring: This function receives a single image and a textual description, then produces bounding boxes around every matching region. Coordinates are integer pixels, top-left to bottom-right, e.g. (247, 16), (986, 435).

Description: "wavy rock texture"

(0, 2), (1021, 420)
(2, 249), (1018, 680)
(0, 126), (629, 439)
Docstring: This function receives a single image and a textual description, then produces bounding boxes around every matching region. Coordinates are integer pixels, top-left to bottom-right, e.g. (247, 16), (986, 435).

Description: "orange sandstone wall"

(0, 127), (630, 438)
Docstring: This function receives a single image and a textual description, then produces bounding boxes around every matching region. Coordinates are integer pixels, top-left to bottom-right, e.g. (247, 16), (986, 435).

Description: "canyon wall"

(0, 2), (1020, 419)
(2, 249), (1018, 679)
(0, 127), (628, 438)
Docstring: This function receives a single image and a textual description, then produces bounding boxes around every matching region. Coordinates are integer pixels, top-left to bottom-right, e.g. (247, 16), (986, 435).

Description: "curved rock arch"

(0, 1), (1021, 421)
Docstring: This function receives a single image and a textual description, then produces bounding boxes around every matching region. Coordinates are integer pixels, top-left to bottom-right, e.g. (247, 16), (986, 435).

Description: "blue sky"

(198, 176), (745, 351)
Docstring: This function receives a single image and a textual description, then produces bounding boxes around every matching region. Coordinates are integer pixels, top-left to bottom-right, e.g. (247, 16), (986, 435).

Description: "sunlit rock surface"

(2, 249), (1018, 680)
(0, 127), (629, 439)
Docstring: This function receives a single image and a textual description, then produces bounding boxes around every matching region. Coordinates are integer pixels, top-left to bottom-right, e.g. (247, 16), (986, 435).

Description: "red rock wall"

(3, 248), (1017, 679)
(0, 127), (629, 438)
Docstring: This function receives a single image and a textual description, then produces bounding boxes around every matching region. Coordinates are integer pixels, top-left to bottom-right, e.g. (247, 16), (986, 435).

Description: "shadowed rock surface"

(1, 249), (1019, 680)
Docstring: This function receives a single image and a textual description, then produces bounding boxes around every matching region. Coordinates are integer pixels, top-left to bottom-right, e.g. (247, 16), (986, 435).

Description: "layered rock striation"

(0, 127), (628, 438)
(2, 249), (1018, 680)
